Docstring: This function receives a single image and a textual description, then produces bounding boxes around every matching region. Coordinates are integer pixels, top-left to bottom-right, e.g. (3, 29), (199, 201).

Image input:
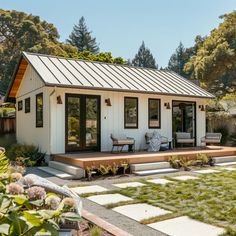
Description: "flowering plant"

(0, 151), (81, 236)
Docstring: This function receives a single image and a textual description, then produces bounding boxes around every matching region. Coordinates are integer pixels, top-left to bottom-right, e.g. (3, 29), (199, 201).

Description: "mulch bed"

(72, 218), (113, 236)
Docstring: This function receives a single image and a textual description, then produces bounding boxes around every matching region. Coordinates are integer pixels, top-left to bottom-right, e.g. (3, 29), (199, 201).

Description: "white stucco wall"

(15, 65), (207, 154)
(16, 65), (50, 153)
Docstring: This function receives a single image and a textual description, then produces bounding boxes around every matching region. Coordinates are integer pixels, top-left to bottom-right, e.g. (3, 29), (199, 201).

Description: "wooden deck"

(53, 146), (236, 169)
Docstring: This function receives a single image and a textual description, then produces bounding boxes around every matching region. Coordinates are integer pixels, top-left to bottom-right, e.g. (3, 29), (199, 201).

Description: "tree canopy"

(168, 42), (190, 77)
(132, 41), (157, 69)
(0, 10), (126, 95)
(67, 16), (99, 54)
(184, 11), (236, 96)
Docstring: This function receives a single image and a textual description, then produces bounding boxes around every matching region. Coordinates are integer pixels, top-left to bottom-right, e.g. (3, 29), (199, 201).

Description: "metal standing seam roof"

(22, 51), (214, 98)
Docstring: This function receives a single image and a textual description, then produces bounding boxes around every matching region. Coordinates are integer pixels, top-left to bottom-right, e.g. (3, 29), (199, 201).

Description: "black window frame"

(148, 98), (161, 129)
(36, 93), (43, 128)
(25, 97), (30, 113)
(18, 100), (23, 111)
(124, 97), (138, 129)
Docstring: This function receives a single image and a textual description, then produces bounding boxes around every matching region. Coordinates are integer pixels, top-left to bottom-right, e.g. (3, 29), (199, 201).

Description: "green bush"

(214, 125), (229, 145)
(230, 131), (236, 146)
(7, 144), (45, 167)
(0, 150), (9, 174)
(196, 154), (209, 165)
(0, 133), (16, 151)
(89, 225), (102, 236)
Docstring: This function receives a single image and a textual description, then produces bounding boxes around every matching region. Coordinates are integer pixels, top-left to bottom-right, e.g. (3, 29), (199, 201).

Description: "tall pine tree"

(132, 41), (157, 69)
(67, 16), (99, 54)
(168, 42), (189, 77)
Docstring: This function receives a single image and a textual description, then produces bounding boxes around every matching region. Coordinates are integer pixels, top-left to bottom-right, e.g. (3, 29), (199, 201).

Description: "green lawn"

(113, 170), (236, 234)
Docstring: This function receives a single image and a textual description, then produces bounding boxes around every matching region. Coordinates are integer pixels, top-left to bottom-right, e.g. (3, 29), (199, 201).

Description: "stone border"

(82, 209), (132, 236)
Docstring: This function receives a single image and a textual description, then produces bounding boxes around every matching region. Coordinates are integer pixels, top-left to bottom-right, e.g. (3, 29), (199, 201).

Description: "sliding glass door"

(65, 94), (100, 152)
(172, 101), (196, 146)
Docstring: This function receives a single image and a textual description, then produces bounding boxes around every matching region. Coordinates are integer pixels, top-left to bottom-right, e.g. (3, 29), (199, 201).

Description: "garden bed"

(74, 218), (113, 236)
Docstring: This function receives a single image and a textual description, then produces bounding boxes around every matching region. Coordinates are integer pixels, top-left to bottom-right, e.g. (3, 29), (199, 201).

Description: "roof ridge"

(22, 51), (176, 74)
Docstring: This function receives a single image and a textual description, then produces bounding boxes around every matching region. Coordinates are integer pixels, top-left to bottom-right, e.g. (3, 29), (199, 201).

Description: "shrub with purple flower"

(27, 186), (46, 200)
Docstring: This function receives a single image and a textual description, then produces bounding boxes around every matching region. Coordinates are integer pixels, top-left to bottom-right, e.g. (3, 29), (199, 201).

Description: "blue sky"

(0, 0), (235, 67)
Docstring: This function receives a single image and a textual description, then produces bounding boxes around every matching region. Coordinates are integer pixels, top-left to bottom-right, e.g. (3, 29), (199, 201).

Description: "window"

(36, 93), (43, 127)
(25, 97), (30, 113)
(18, 101), (23, 111)
(148, 99), (161, 128)
(124, 97), (138, 128)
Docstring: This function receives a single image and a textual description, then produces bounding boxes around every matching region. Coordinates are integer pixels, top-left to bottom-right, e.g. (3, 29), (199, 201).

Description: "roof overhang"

(5, 55), (28, 102)
(44, 83), (215, 99)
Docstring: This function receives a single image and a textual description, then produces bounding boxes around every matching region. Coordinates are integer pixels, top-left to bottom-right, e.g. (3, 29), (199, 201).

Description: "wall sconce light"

(105, 98), (112, 106)
(164, 102), (171, 109)
(57, 95), (62, 104)
(199, 105), (205, 111)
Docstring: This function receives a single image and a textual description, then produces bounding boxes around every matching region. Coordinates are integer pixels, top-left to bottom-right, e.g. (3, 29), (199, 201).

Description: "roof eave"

(5, 55), (24, 102)
(44, 83), (215, 99)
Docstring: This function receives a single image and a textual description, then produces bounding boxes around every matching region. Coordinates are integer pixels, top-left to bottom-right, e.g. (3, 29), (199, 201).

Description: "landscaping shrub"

(196, 153), (209, 166)
(169, 154), (210, 170)
(214, 125), (229, 145)
(0, 133), (16, 151)
(7, 144), (45, 167)
(230, 131), (236, 146)
(86, 161), (130, 180)
(89, 225), (102, 236)
(0, 168), (81, 235)
(168, 156), (181, 169)
(0, 149), (9, 174)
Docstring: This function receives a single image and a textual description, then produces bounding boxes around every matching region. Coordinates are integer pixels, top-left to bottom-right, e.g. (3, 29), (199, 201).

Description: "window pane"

(36, 94), (43, 127)
(67, 97), (80, 147)
(124, 97), (138, 128)
(149, 99), (160, 128)
(86, 98), (98, 147)
(18, 101), (23, 111)
(25, 97), (30, 113)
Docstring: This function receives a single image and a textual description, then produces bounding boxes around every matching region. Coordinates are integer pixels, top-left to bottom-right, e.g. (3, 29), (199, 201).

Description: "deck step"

(130, 161), (170, 172)
(133, 168), (178, 176)
(49, 161), (85, 178)
(215, 161), (236, 166)
(213, 156), (236, 164)
(37, 167), (74, 179)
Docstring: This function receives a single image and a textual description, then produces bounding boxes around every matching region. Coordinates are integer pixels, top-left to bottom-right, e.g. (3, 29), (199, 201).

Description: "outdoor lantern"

(199, 105), (205, 111)
(57, 95), (62, 104)
(164, 102), (171, 109)
(105, 98), (112, 106)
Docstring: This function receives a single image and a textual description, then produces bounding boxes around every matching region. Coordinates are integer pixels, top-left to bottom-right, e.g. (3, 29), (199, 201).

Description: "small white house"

(6, 52), (214, 155)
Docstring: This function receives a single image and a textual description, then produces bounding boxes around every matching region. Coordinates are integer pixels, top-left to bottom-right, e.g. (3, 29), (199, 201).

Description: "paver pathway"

(87, 193), (133, 205)
(222, 167), (236, 171)
(147, 178), (173, 185)
(172, 175), (199, 181)
(113, 182), (146, 188)
(70, 185), (108, 194)
(113, 203), (171, 222)
(193, 169), (220, 174)
(148, 216), (225, 236)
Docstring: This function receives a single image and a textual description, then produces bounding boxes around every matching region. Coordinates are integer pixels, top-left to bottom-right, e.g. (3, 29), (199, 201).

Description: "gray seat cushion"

(177, 138), (195, 143)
